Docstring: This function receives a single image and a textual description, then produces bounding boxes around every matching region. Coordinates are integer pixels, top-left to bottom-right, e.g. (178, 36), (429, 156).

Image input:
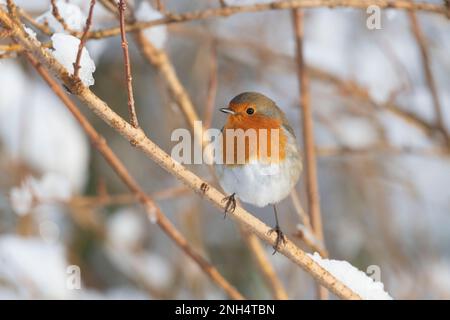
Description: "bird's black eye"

(246, 107), (255, 115)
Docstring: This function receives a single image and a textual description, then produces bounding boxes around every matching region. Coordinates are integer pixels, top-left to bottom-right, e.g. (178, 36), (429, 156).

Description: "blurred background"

(0, 0), (450, 299)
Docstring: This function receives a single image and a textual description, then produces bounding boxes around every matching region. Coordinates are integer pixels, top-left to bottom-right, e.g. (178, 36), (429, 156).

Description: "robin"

(215, 92), (302, 253)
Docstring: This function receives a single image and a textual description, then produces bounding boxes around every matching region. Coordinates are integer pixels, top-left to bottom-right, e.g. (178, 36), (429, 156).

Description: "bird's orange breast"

(221, 114), (287, 166)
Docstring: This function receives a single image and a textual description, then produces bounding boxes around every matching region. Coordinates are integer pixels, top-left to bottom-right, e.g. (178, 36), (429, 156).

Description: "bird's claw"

(267, 225), (286, 254)
(221, 193), (236, 219)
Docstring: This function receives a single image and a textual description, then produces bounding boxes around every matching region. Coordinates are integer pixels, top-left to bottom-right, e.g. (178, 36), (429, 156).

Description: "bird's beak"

(220, 107), (236, 115)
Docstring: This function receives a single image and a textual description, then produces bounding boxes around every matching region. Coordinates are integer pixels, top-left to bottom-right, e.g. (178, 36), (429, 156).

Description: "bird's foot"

(267, 225), (286, 255)
(221, 193), (236, 219)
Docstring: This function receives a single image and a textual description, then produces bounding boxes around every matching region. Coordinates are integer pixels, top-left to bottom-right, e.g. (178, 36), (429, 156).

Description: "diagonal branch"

(0, 8), (361, 300)
(24, 51), (244, 300)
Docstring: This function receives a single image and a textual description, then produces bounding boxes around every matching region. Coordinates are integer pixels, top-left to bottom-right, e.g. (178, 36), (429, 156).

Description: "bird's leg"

(221, 193), (236, 219)
(267, 204), (286, 254)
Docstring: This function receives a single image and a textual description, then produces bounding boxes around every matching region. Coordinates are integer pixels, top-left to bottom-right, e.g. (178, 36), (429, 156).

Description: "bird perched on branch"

(215, 92), (302, 253)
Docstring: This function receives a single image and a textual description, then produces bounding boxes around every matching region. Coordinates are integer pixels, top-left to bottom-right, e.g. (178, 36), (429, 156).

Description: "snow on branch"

(309, 253), (393, 300)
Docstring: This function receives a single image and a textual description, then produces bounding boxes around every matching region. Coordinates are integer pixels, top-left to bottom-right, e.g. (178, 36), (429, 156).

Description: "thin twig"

(1, 11), (362, 299)
(118, 0), (139, 128)
(73, 0), (96, 79)
(292, 8), (328, 300)
(408, 10), (449, 146)
(24, 51), (244, 300)
(50, 0), (71, 32)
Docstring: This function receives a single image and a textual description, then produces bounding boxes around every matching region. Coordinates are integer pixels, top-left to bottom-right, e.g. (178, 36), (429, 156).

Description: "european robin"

(215, 92), (302, 252)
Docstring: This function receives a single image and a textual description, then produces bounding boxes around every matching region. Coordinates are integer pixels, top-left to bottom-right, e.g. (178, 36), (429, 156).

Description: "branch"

(132, 27), (289, 300)
(85, 0), (448, 39)
(118, 0), (139, 128)
(0, 9), (362, 300)
(292, 8), (328, 300)
(50, 0), (73, 33)
(24, 51), (244, 300)
(73, 0), (96, 79)
(239, 225), (288, 299)
(408, 10), (449, 146)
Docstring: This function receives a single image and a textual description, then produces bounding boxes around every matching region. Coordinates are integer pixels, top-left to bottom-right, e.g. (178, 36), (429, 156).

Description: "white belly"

(215, 155), (301, 207)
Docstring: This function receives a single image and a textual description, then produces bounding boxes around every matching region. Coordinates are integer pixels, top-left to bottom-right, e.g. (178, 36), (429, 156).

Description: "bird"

(215, 92), (302, 253)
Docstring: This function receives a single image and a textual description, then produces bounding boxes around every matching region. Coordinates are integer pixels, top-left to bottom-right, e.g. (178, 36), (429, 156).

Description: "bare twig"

(50, 0), (71, 32)
(408, 10), (449, 146)
(73, 0), (96, 79)
(118, 0), (139, 128)
(24, 52), (244, 300)
(292, 8), (328, 300)
(1, 11), (362, 299)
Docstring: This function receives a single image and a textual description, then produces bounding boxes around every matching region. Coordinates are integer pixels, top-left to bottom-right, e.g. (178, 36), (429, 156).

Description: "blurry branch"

(136, 31), (290, 300)
(85, 0), (448, 39)
(99, 0), (289, 299)
(6, 0), (17, 18)
(18, 8), (51, 35)
(292, 9), (328, 300)
(0, 10), (361, 301)
(240, 226), (288, 300)
(155, 0), (165, 13)
(8, 1), (448, 41)
(118, 0), (139, 128)
(73, 0), (96, 79)
(0, 51), (16, 59)
(316, 145), (450, 157)
(135, 31), (291, 301)
(173, 25), (450, 151)
(203, 42), (218, 130)
(408, 10), (450, 146)
(310, 67), (449, 145)
(70, 184), (197, 208)
(23, 52), (244, 301)
(289, 191), (328, 258)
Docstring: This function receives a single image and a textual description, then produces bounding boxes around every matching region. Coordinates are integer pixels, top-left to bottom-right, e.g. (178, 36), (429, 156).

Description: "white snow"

(135, 253), (173, 290)
(0, 62), (89, 191)
(308, 252), (393, 300)
(37, 0), (86, 33)
(9, 182), (33, 216)
(51, 33), (96, 87)
(107, 208), (146, 251)
(23, 25), (37, 40)
(0, 235), (71, 299)
(9, 173), (72, 216)
(135, 2), (167, 49)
